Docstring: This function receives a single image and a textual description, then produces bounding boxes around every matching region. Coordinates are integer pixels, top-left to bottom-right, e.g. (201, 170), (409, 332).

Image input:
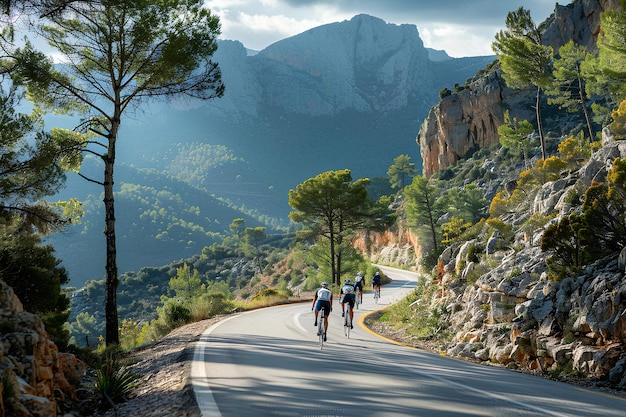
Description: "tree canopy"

(288, 169), (370, 285)
(546, 40), (595, 142)
(387, 154), (417, 191)
(404, 175), (442, 257)
(0, 86), (80, 231)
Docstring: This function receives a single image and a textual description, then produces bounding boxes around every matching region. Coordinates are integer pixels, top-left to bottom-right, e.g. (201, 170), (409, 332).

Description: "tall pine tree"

(492, 7), (553, 160)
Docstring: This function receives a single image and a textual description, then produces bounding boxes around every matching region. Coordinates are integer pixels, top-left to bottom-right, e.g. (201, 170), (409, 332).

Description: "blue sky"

(204, 0), (557, 57)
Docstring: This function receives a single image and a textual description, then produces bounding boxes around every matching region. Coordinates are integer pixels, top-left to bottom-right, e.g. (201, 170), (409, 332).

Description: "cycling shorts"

(354, 282), (363, 291)
(341, 293), (355, 307)
(314, 300), (331, 316)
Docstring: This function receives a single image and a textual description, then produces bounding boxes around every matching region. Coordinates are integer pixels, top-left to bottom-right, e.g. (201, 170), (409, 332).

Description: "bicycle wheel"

(344, 305), (351, 338)
(374, 288), (379, 304)
(355, 289), (360, 309)
(318, 310), (325, 349)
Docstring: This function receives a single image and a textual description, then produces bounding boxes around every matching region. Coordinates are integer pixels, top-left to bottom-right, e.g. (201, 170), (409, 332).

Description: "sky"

(204, 0), (558, 57)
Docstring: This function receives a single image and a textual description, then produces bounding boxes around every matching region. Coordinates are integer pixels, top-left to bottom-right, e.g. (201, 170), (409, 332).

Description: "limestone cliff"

(418, 0), (619, 178)
(418, 70), (535, 178)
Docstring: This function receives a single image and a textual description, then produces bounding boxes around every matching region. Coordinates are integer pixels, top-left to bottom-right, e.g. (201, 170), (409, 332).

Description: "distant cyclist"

(353, 272), (364, 304)
(312, 281), (333, 341)
(340, 278), (355, 328)
(372, 271), (382, 298)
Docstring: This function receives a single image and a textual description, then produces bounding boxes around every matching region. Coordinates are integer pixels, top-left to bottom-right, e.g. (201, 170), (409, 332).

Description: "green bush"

(191, 292), (235, 320)
(159, 299), (192, 328)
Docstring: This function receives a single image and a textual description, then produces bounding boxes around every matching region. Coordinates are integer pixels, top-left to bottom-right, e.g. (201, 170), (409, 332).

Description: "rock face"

(256, 14), (434, 116)
(0, 279), (86, 417)
(437, 132), (626, 387)
(418, 0), (619, 178)
(417, 70), (535, 178)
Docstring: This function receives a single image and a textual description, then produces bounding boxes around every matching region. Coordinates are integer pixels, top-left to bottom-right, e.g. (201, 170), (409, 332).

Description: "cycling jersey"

(341, 284), (355, 295)
(316, 287), (332, 301)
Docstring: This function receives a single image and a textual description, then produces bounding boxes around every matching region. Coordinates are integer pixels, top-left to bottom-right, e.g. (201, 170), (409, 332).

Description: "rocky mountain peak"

(253, 14), (431, 115)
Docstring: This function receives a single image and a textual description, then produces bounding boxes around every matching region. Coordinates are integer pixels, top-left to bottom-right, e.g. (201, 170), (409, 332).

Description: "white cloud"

(205, 0), (556, 57)
(420, 23), (501, 57)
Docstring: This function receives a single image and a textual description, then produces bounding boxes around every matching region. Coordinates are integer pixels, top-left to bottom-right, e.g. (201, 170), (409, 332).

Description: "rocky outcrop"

(541, 0), (621, 53)
(0, 279), (87, 417)
(437, 133), (626, 386)
(417, 70), (535, 178)
(353, 196), (420, 270)
(418, 0), (619, 178)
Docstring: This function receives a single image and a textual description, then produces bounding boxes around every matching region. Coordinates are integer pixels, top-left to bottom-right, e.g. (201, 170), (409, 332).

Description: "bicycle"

(343, 302), (352, 338)
(373, 286), (380, 304)
(318, 309), (326, 349)
(355, 287), (361, 309)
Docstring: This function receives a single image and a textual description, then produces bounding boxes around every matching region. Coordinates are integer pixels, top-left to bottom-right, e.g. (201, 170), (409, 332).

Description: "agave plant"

(94, 351), (140, 405)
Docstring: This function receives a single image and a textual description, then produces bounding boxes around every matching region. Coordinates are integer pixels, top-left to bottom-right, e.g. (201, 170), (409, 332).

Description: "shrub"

(191, 292), (235, 320)
(94, 349), (140, 406)
(119, 319), (141, 352)
(159, 299), (192, 328)
(610, 99), (626, 139)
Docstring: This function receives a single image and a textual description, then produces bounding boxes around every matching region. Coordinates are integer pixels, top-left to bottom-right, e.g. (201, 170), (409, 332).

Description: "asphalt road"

(191, 266), (626, 417)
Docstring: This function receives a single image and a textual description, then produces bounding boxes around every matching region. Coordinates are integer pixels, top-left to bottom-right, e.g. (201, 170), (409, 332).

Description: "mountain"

(48, 14), (495, 286)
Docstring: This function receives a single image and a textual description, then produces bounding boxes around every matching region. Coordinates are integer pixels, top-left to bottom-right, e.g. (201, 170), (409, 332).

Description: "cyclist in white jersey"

(312, 282), (333, 340)
(340, 278), (355, 328)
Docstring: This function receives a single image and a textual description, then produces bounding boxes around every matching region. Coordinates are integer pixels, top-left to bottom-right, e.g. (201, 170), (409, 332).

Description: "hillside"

(47, 14), (494, 286)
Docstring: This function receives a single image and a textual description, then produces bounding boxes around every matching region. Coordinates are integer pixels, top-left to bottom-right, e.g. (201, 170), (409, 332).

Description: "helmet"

(344, 278), (351, 284)
(321, 281), (329, 287)
(357, 272), (363, 277)
(375, 271), (380, 276)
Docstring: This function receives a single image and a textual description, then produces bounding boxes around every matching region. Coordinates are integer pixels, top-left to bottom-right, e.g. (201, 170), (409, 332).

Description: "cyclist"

(312, 281), (333, 341)
(372, 271), (382, 298)
(340, 278), (355, 329)
(353, 272), (364, 304)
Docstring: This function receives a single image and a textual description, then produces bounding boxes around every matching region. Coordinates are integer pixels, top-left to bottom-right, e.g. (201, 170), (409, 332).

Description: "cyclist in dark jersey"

(353, 272), (364, 304)
(372, 271), (382, 297)
(340, 278), (355, 328)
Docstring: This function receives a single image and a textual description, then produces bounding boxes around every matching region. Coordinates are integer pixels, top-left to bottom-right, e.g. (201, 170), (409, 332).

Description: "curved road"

(192, 266), (625, 417)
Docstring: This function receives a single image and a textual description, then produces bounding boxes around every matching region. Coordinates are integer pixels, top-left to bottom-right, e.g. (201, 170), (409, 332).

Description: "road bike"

(318, 309), (326, 349)
(373, 286), (380, 304)
(355, 287), (361, 309)
(343, 302), (352, 338)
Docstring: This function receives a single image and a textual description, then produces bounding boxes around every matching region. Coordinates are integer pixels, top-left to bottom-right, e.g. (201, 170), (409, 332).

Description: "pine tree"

(492, 7), (553, 160)
(387, 154), (417, 191)
(16, 0), (224, 345)
(288, 170), (370, 285)
(546, 41), (595, 142)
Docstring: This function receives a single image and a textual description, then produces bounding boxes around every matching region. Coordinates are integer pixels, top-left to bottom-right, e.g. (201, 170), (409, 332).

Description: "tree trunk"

(104, 114), (121, 346)
(577, 67), (594, 143)
(425, 188), (438, 254)
(103, 152), (119, 345)
(536, 86), (546, 160)
(329, 225), (337, 286)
